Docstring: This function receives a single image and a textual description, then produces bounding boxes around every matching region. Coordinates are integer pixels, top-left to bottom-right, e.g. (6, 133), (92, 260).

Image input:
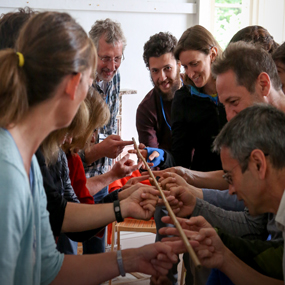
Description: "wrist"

(120, 199), (129, 218)
(121, 248), (138, 273)
(113, 200), (124, 222)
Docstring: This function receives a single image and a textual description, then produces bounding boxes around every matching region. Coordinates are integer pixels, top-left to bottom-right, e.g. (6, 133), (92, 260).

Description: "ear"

(210, 46), (218, 63)
(249, 149), (267, 180)
(255, 72), (271, 100)
(65, 73), (82, 101)
(177, 60), (182, 69)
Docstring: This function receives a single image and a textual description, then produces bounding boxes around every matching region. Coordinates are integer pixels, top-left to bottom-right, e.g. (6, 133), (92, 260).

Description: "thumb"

(149, 151), (159, 161)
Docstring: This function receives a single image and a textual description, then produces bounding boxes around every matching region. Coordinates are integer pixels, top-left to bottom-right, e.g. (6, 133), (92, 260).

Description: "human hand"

(100, 135), (133, 159)
(158, 185), (196, 218)
(121, 184), (160, 220)
(159, 172), (203, 199)
(121, 176), (150, 191)
(128, 143), (160, 169)
(148, 166), (195, 184)
(123, 242), (178, 277)
(110, 154), (143, 180)
(161, 216), (226, 269)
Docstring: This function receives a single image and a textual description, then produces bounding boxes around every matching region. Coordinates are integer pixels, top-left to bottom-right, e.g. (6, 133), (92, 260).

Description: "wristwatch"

(113, 200), (124, 223)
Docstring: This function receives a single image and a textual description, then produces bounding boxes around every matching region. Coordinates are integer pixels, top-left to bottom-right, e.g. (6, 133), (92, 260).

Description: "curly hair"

(143, 32), (177, 68)
(229, 25), (279, 54)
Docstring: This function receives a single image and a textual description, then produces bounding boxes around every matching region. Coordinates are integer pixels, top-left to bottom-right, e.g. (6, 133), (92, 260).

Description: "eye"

(229, 99), (239, 106)
(191, 62), (198, 67)
(151, 69), (158, 74)
(165, 66), (171, 71)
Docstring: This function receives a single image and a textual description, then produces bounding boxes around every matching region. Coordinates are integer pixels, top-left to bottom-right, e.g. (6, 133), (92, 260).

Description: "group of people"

(135, 19), (285, 285)
(1, 5), (285, 285)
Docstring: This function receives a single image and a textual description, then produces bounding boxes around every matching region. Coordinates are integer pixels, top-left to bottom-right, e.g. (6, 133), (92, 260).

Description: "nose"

(186, 68), (195, 80)
(159, 70), (167, 82)
(106, 60), (116, 71)
(228, 184), (236, 195)
(226, 107), (236, 121)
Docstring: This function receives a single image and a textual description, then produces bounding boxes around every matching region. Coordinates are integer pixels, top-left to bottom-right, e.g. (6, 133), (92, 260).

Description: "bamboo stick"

(132, 138), (201, 268)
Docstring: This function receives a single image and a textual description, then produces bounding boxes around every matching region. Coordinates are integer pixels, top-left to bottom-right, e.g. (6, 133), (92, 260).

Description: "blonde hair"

(0, 11), (96, 128)
(42, 101), (89, 165)
(62, 87), (110, 153)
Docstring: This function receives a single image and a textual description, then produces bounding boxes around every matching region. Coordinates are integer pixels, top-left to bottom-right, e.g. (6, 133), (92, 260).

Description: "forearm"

(51, 249), (138, 285)
(192, 199), (268, 237)
(220, 248), (283, 285)
(84, 143), (104, 165)
(86, 171), (117, 196)
(61, 202), (116, 233)
(202, 189), (245, 211)
(62, 199), (131, 233)
(186, 170), (228, 190)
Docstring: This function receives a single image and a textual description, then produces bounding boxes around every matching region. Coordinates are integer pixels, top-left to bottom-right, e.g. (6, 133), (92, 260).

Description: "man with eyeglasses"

(80, 18), (133, 256)
(162, 104), (285, 284)
(155, 42), (285, 282)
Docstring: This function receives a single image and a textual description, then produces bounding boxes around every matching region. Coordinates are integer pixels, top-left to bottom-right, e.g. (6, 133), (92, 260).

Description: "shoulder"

(173, 85), (192, 105)
(138, 89), (158, 110)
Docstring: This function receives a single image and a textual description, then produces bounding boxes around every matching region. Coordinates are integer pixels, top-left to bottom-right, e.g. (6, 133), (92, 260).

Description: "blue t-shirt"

(0, 128), (64, 284)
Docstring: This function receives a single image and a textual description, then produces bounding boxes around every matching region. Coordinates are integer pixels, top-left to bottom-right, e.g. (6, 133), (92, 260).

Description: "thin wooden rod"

(132, 138), (201, 268)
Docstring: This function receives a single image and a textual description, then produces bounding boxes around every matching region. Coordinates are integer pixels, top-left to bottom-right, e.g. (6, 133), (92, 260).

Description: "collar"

(188, 85), (219, 105)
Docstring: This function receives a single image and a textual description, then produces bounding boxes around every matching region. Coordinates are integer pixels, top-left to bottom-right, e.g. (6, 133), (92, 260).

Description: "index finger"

(128, 175), (150, 184)
(115, 140), (134, 147)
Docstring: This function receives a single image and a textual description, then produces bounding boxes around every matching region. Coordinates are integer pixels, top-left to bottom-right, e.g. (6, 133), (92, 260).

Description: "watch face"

(115, 206), (120, 212)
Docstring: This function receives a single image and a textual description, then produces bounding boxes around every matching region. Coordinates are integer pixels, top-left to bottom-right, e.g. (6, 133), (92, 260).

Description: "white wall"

(0, 0), (197, 142)
(1, 0), (284, 141)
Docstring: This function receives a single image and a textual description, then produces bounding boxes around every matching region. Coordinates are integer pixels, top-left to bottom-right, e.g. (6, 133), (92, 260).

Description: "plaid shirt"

(80, 70), (120, 178)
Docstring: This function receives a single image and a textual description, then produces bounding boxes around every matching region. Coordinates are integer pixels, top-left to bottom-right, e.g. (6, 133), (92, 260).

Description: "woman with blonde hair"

(0, 10), (177, 284)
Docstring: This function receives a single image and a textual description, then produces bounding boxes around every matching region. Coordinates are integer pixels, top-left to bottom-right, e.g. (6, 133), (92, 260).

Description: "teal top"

(0, 128), (64, 284)
(188, 85), (219, 105)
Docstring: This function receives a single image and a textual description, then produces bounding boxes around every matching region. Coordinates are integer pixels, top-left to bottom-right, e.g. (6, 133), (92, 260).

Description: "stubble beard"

(152, 69), (181, 101)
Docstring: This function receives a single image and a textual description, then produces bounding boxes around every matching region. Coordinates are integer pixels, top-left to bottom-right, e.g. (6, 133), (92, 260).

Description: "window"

(214, 0), (243, 49)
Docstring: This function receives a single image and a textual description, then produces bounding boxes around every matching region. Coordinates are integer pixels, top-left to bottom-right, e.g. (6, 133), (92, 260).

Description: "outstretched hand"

(159, 172), (203, 199)
(110, 154), (143, 180)
(126, 242), (178, 277)
(121, 184), (160, 220)
(161, 216), (227, 270)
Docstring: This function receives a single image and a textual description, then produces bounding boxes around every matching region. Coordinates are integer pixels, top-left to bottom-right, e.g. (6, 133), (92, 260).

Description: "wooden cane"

(132, 138), (201, 268)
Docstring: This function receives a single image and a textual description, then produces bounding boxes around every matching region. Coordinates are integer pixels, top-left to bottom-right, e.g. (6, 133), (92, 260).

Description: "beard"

(151, 68), (181, 101)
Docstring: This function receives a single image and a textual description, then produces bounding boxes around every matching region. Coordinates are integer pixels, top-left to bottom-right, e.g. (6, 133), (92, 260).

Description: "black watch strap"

(113, 200), (124, 223)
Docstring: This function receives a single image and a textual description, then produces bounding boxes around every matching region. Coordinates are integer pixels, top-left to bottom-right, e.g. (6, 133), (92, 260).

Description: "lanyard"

(160, 96), (171, 131)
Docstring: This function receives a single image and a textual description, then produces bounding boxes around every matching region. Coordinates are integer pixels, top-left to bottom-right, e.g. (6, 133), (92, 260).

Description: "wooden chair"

(109, 218), (156, 284)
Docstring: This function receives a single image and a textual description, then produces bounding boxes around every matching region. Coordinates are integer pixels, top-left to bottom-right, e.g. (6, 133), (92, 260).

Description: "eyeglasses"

(222, 152), (269, 185)
(98, 54), (124, 64)
(222, 163), (239, 185)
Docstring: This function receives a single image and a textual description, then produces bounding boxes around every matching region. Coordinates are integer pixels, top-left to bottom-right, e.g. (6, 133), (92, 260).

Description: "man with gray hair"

(156, 42), (285, 282)
(80, 18), (132, 255)
(162, 104), (285, 284)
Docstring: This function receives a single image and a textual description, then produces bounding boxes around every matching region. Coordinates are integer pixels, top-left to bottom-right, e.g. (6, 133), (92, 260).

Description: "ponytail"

(0, 49), (28, 127)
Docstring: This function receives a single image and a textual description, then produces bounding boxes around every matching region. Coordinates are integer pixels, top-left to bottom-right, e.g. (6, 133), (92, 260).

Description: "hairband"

(16, 52), (24, 67)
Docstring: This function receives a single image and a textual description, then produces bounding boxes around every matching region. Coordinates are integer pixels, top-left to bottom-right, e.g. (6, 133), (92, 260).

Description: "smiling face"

(96, 35), (123, 82)
(179, 49), (215, 91)
(149, 53), (181, 101)
(216, 70), (265, 121)
(220, 147), (264, 216)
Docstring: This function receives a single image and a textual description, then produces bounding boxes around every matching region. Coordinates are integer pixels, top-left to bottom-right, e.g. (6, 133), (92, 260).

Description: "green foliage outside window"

(215, 0), (242, 50)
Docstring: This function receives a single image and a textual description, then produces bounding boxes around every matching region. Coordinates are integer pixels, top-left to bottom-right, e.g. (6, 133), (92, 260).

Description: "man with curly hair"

(136, 32), (182, 153)
(136, 32), (182, 285)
